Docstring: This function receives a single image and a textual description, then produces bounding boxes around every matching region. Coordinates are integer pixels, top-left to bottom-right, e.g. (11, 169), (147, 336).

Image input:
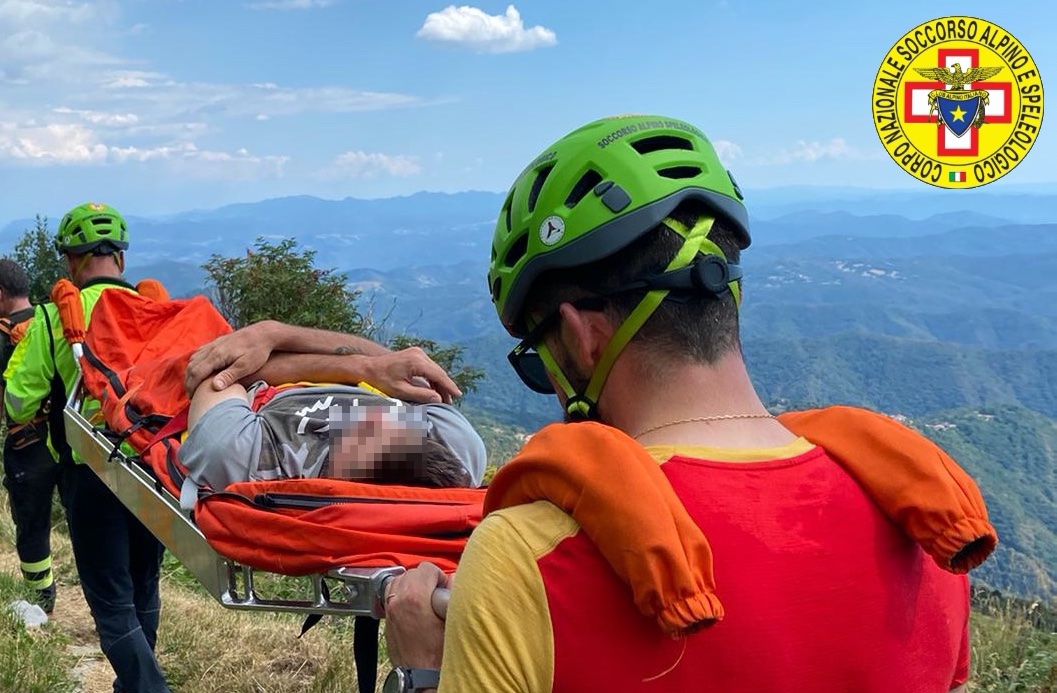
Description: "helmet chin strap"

(543, 216), (739, 421)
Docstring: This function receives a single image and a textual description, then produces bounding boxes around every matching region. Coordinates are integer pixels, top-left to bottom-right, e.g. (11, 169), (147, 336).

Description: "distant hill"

(7, 190), (1057, 275)
(908, 406), (1057, 599)
(124, 261), (209, 298)
(460, 331), (1057, 430)
(747, 334), (1057, 418)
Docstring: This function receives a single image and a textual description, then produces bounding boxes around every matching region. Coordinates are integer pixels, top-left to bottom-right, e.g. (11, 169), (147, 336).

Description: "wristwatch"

(382, 667), (441, 692)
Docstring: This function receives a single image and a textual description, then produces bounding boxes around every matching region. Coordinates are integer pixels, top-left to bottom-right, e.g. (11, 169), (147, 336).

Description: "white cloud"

(0, 0), (108, 24)
(245, 0), (335, 9)
(0, 119), (288, 179)
(322, 150), (423, 179)
(0, 0), (434, 181)
(53, 107), (139, 127)
(416, 4), (556, 53)
(97, 71), (424, 119)
(113, 143), (290, 179)
(99, 70), (165, 89)
(0, 1), (123, 84)
(712, 139), (742, 166)
(0, 121), (108, 163)
(764, 138), (884, 165)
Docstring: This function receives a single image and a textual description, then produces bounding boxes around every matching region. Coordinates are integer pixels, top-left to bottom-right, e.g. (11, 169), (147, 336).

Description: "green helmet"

(488, 114), (750, 338)
(55, 202), (129, 256)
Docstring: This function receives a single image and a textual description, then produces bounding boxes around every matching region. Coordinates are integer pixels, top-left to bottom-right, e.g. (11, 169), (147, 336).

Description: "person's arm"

(4, 308), (54, 424)
(385, 507), (556, 692)
(239, 350), (462, 404)
(185, 320), (390, 394)
(187, 380), (250, 430)
(257, 320), (391, 357)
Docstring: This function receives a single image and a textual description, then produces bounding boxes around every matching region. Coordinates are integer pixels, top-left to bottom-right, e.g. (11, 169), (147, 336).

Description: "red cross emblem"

(903, 48), (1012, 157)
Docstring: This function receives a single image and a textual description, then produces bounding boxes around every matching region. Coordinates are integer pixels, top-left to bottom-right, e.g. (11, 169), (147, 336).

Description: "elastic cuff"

(928, 516), (998, 573)
(655, 590), (725, 638)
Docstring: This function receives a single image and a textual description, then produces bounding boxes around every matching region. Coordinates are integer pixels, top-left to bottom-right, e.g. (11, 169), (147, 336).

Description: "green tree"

(388, 334), (485, 398)
(203, 237), (366, 333)
(10, 215), (67, 304)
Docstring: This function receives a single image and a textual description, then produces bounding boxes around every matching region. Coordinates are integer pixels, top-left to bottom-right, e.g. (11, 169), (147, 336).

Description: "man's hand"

(360, 348), (462, 404)
(384, 562), (451, 670)
(185, 322), (277, 395)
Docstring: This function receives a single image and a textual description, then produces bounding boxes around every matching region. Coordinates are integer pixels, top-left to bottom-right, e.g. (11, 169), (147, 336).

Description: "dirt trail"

(1, 546), (115, 692)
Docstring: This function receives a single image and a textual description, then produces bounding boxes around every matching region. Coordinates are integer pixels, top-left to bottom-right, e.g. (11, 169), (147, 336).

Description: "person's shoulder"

(479, 501), (582, 559)
(13, 303), (56, 341)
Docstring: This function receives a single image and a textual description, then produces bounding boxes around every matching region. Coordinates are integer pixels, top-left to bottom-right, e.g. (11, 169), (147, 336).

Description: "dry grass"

(0, 486), (383, 693)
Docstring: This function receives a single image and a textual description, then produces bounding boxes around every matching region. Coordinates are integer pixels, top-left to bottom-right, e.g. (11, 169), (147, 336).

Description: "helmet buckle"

(690, 256), (733, 295)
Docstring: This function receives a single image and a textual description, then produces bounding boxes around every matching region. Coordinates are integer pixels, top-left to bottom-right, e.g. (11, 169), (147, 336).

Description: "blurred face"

(327, 404), (429, 480)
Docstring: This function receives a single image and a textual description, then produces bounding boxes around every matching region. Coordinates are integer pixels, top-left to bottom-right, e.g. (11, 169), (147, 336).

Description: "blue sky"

(1, 0), (1054, 222)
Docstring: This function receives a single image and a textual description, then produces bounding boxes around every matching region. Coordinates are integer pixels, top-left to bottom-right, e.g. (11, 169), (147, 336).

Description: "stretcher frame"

(63, 376), (403, 620)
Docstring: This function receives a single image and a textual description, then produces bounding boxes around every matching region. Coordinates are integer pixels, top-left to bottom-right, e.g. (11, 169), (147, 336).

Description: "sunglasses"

(507, 296), (606, 394)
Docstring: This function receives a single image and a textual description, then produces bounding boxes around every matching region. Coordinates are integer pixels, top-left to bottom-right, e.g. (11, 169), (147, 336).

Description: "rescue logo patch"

(539, 215), (565, 246)
(872, 17), (1044, 189)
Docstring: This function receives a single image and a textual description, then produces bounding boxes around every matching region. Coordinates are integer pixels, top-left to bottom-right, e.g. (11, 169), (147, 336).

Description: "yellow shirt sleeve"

(439, 501), (578, 693)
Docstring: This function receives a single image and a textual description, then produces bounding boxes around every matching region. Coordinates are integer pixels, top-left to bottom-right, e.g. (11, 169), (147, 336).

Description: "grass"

(969, 589), (1057, 692)
(2, 488), (1057, 692)
(0, 571), (77, 693)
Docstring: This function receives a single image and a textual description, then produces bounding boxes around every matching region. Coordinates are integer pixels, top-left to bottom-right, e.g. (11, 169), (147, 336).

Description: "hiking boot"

(34, 584), (56, 615)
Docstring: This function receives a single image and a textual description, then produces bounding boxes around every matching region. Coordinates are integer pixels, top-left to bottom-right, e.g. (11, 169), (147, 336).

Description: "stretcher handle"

(431, 588), (451, 620)
(379, 575), (450, 620)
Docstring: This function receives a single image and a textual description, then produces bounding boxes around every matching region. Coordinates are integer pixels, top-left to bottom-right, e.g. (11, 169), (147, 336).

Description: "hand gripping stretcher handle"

(378, 573), (451, 620)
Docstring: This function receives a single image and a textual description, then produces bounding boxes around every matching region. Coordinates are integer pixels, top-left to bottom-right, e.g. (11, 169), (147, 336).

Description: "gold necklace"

(631, 413), (776, 440)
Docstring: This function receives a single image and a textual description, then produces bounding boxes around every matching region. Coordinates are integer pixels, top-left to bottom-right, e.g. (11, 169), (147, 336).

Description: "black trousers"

(2, 436), (63, 589)
(61, 463), (170, 693)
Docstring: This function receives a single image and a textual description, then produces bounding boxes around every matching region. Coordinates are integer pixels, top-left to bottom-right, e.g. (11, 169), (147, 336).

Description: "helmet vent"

(658, 165), (702, 179)
(631, 135), (693, 155)
(527, 164), (555, 214)
(564, 169), (603, 208)
(504, 232), (529, 268)
(90, 217), (114, 234)
(502, 190), (514, 233)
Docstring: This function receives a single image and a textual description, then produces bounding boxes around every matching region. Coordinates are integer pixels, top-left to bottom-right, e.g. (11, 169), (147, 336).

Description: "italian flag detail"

(949, 171), (967, 183)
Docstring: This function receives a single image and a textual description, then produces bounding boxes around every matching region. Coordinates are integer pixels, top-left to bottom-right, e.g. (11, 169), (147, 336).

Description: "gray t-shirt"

(178, 382), (487, 510)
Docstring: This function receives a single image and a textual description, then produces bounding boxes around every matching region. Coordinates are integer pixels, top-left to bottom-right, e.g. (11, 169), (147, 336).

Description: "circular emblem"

(872, 17), (1044, 189)
(87, 202), (106, 211)
(538, 215), (565, 246)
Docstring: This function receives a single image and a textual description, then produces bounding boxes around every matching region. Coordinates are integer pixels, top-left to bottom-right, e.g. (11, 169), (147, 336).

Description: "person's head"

(0, 258), (31, 316)
(488, 115), (752, 422)
(327, 402), (485, 488)
(55, 202), (129, 285)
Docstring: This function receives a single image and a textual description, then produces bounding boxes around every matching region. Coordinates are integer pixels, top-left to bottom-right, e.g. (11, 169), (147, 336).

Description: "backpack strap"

(353, 617), (381, 693)
(40, 305), (74, 466)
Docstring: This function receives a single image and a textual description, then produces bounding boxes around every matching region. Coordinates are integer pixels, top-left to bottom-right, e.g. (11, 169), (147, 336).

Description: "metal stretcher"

(62, 377), (414, 621)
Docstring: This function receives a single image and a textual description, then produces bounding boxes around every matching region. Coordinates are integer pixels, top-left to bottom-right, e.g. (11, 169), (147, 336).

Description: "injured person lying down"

(178, 378), (488, 510)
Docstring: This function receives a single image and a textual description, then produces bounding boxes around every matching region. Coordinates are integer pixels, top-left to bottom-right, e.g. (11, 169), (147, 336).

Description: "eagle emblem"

(913, 63), (1005, 138)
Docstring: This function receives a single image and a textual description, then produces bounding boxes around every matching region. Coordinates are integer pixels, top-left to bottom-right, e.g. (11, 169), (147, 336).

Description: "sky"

(1, 0), (1055, 222)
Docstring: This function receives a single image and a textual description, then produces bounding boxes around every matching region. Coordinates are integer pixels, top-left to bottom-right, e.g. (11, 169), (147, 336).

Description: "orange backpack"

(0, 315), (30, 346)
(53, 279), (233, 488)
